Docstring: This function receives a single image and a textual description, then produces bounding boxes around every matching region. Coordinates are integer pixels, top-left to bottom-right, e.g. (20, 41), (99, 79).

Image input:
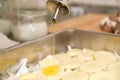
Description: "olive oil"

(51, 19), (56, 56)
(41, 19), (60, 76)
(42, 65), (59, 76)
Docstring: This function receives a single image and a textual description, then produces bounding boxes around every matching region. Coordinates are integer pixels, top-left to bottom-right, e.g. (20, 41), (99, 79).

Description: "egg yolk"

(42, 65), (59, 76)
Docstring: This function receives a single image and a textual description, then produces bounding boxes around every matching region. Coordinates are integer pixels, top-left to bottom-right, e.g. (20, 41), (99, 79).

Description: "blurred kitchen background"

(0, 0), (120, 24)
(51, 0), (120, 24)
(0, 0), (120, 50)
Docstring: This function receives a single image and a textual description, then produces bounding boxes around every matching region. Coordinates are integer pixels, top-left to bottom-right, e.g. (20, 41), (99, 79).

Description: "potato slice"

(95, 51), (116, 64)
(62, 58), (83, 70)
(80, 60), (107, 72)
(61, 71), (89, 80)
(67, 49), (82, 57)
(78, 48), (95, 61)
(55, 53), (71, 65)
(19, 73), (38, 80)
(39, 55), (59, 67)
(89, 71), (120, 80)
(108, 61), (120, 74)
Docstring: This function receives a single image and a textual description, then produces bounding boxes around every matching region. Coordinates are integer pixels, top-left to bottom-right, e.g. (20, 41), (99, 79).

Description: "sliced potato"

(39, 55), (59, 67)
(89, 71), (120, 80)
(62, 58), (83, 69)
(95, 51), (116, 64)
(80, 60), (107, 72)
(67, 49), (82, 57)
(55, 53), (71, 65)
(108, 61), (120, 73)
(78, 48), (95, 61)
(19, 73), (38, 80)
(61, 71), (89, 80)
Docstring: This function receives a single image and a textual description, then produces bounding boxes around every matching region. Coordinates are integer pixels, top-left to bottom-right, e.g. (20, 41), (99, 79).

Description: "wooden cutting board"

(48, 13), (109, 33)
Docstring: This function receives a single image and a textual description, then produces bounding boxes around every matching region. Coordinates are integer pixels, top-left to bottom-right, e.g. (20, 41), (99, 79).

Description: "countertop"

(48, 13), (108, 33)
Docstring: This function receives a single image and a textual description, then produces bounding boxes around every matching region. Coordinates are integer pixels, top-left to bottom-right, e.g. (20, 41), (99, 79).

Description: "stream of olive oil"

(41, 19), (60, 76)
(51, 19), (56, 57)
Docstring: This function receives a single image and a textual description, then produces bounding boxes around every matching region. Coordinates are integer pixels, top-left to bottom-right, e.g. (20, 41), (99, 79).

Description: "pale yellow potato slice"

(61, 71), (89, 80)
(78, 48), (95, 61)
(39, 55), (59, 67)
(67, 49), (82, 57)
(55, 53), (71, 65)
(89, 71), (120, 80)
(82, 48), (95, 53)
(95, 51), (116, 64)
(19, 73), (38, 80)
(62, 57), (84, 69)
(55, 53), (84, 70)
(78, 53), (95, 61)
(80, 60), (107, 72)
(108, 61), (120, 73)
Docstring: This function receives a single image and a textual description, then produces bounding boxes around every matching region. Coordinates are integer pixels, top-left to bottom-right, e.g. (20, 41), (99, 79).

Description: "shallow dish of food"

(1, 29), (120, 80)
